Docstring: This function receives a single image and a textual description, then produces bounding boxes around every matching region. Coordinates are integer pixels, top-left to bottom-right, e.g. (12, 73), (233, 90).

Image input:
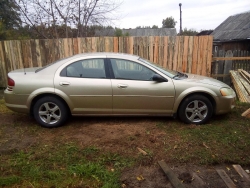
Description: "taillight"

(7, 77), (15, 91)
(8, 77), (15, 86)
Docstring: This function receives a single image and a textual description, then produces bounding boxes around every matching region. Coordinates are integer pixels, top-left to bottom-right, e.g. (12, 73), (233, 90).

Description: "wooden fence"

(211, 50), (250, 84)
(0, 36), (213, 87)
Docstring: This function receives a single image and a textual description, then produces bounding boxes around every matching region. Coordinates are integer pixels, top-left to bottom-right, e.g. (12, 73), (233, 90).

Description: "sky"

(114, 0), (250, 32)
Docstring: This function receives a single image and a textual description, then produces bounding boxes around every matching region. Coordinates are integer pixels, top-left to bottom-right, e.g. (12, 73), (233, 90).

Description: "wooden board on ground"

(158, 161), (185, 188)
(232, 165), (250, 181)
(242, 108), (250, 118)
(216, 169), (236, 188)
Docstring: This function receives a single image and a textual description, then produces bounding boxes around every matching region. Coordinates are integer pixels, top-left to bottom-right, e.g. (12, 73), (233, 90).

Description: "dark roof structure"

(95, 28), (177, 37)
(196, 30), (213, 36)
(211, 11), (250, 42)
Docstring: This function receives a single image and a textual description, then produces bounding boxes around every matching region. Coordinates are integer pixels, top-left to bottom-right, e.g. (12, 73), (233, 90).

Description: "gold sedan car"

(4, 53), (236, 128)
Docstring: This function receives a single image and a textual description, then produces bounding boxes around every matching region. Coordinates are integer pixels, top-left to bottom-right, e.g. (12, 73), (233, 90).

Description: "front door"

(109, 59), (175, 115)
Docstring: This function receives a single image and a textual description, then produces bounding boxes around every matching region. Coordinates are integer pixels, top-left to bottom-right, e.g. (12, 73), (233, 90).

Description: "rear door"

(54, 58), (112, 114)
(109, 58), (175, 115)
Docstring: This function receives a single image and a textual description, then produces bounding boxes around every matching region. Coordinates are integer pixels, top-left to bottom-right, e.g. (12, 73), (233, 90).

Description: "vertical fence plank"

(177, 36), (184, 72)
(21, 40), (33, 67)
(133, 37), (138, 55)
(158, 36), (164, 66)
(206, 35), (213, 76)
(187, 36), (193, 73)
(167, 36), (174, 70)
(143, 37), (148, 60)
(163, 36), (168, 68)
(182, 36), (189, 73)
(172, 36), (179, 71)
(73, 38), (79, 55)
(149, 36), (154, 62)
(113, 37), (118, 52)
(128, 37), (133, 55)
(0, 41), (7, 86)
(91, 37), (97, 52)
(197, 36), (204, 75)
(201, 36), (208, 76)
(118, 37), (124, 53)
(192, 36), (199, 74)
(153, 36), (159, 64)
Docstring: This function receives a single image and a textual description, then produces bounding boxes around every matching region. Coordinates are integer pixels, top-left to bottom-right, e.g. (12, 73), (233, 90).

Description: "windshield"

(139, 58), (178, 78)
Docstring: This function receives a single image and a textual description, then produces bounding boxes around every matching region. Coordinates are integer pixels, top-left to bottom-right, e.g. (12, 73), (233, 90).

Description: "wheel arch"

(30, 93), (71, 117)
(175, 91), (217, 115)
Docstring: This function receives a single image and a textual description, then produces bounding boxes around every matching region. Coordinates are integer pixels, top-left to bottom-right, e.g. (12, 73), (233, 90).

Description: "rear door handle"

(59, 82), (70, 86)
(117, 84), (128, 89)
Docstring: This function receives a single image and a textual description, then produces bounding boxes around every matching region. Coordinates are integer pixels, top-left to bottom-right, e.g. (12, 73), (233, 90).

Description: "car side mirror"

(152, 74), (167, 82)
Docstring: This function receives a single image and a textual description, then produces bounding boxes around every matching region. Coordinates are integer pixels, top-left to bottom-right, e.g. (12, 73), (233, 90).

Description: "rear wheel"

(33, 96), (69, 128)
(178, 95), (213, 124)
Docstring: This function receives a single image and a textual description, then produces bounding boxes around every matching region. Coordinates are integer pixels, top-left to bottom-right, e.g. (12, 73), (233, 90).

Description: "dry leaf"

(137, 147), (147, 155)
(136, 175), (144, 181)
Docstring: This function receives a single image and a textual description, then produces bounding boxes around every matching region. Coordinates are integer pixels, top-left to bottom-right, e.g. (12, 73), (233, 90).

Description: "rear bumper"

(4, 89), (29, 113)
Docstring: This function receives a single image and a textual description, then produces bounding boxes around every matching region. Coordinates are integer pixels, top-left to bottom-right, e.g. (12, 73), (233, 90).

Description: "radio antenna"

(24, 66), (26, 75)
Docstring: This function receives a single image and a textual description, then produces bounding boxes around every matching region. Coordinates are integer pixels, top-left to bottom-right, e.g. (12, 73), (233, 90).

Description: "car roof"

(39, 52), (141, 74)
(72, 52), (140, 60)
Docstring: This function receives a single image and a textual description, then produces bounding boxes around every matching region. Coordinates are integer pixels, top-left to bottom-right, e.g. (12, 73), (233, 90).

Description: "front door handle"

(117, 84), (128, 89)
(59, 82), (70, 86)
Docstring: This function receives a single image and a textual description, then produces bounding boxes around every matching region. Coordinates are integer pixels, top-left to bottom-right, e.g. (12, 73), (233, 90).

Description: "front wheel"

(178, 95), (213, 124)
(33, 96), (69, 128)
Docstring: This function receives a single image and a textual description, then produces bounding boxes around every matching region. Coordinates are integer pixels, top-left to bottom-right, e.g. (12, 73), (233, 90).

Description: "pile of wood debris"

(230, 69), (250, 103)
(230, 69), (250, 118)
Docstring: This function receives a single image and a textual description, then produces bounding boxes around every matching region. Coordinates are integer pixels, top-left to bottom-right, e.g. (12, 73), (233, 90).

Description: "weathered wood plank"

(142, 37), (148, 59)
(197, 36), (204, 75)
(177, 36), (184, 72)
(201, 36), (208, 76)
(158, 161), (185, 188)
(21, 40), (32, 68)
(187, 36), (193, 73)
(191, 36), (198, 74)
(149, 36), (154, 62)
(113, 37), (118, 53)
(232, 164), (250, 181)
(158, 36), (164, 66)
(213, 57), (250, 61)
(163, 36), (168, 68)
(91, 37), (97, 52)
(0, 41), (7, 86)
(167, 36), (174, 70)
(154, 36), (159, 64)
(172, 36), (179, 71)
(216, 169), (236, 188)
(182, 36), (189, 73)
(206, 35), (213, 76)
(128, 37), (133, 54)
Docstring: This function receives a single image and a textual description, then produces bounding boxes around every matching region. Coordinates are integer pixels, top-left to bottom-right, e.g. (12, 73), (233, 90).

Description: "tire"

(33, 96), (69, 128)
(178, 95), (213, 125)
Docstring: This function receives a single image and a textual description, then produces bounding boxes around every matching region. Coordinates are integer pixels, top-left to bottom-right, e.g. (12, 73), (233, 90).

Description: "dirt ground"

(0, 109), (250, 187)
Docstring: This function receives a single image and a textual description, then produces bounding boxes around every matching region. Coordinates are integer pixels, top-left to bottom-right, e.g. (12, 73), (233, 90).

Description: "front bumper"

(215, 93), (236, 115)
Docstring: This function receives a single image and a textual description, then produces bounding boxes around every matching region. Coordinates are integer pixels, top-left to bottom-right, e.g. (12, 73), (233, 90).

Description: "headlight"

(220, 87), (233, 96)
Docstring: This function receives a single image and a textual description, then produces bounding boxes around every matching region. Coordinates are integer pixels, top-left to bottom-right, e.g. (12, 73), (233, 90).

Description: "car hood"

(184, 73), (230, 88)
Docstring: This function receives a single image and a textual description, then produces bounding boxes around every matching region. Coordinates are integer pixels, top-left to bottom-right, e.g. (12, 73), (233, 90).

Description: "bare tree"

(16, 0), (121, 39)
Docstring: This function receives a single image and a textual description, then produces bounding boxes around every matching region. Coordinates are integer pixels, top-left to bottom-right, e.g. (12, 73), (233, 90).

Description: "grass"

(0, 144), (132, 187)
(1, 99), (250, 187)
(156, 101), (250, 165)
